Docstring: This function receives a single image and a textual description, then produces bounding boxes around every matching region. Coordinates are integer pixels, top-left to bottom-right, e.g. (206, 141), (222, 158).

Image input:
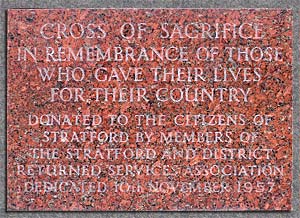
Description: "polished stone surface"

(6, 8), (293, 211)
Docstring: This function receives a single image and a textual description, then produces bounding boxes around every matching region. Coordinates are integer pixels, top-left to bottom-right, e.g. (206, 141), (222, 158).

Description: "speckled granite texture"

(6, 8), (292, 211)
(1, 0), (300, 218)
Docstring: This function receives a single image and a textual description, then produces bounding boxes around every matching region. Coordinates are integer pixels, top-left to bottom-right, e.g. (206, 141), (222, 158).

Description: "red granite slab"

(7, 9), (292, 211)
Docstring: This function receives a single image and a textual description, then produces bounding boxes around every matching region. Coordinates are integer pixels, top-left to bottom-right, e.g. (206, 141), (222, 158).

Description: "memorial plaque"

(7, 9), (292, 211)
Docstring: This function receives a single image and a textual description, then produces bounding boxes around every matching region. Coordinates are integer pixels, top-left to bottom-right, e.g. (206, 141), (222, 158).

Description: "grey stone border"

(1, 0), (299, 217)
